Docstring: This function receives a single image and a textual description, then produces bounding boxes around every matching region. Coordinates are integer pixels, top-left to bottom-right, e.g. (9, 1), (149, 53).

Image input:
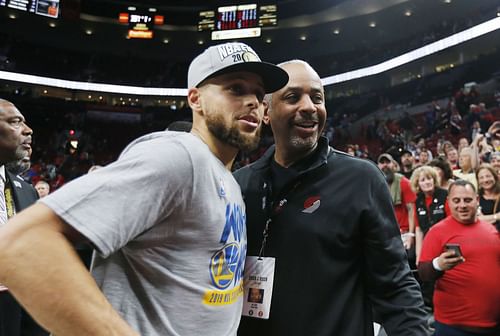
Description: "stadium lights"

(0, 16), (499, 95)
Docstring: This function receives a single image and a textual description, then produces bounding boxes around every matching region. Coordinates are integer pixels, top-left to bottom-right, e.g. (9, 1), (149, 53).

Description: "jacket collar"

(251, 136), (331, 174)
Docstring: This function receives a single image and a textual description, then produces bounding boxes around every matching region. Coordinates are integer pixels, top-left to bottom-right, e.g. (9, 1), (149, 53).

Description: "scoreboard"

(217, 4), (257, 30)
(0, 0), (60, 18)
(198, 3), (277, 32)
(118, 11), (165, 39)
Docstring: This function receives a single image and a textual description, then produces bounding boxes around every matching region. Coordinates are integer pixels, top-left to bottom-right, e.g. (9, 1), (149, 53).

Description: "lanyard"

(4, 178), (16, 218)
(258, 178), (301, 259)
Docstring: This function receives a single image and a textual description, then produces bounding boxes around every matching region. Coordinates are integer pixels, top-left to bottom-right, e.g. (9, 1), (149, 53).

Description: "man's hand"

(436, 250), (465, 271)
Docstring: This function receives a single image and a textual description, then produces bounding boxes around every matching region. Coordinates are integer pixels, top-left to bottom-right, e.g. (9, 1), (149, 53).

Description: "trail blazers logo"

(302, 195), (321, 213)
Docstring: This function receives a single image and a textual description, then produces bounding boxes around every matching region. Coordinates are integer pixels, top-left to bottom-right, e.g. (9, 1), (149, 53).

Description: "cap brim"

(202, 61), (289, 93)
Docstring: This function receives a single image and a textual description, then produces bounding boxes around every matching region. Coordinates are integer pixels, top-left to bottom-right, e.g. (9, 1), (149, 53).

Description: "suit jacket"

(6, 171), (38, 212)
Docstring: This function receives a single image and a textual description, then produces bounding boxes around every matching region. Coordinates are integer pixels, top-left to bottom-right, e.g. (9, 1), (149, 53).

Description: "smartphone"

(445, 243), (463, 257)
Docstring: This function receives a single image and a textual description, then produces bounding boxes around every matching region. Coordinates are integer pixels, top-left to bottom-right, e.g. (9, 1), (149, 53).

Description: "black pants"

(0, 291), (48, 336)
(0, 291), (21, 336)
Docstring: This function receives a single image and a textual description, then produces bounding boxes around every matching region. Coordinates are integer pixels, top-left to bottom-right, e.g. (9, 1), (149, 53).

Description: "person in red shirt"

(378, 153), (417, 248)
(418, 180), (500, 336)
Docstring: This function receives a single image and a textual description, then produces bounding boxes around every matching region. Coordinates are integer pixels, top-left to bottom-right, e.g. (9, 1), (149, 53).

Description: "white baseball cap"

(188, 42), (288, 93)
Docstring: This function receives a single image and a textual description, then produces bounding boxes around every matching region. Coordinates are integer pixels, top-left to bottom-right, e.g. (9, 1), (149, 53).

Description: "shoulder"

(6, 171), (35, 190)
(328, 149), (381, 175)
(427, 217), (451, 235)
(120, 132), (205, 169)
(233, 159), (265, 188)
(6, 171), (38, 202)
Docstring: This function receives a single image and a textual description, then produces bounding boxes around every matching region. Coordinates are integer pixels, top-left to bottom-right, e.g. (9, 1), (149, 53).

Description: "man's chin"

(236, 134), (260, 152)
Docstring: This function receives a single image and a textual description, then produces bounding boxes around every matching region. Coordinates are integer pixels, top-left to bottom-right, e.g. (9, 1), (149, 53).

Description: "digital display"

(199, 3), (277, 32)
(198, 10), (215, 31)
(259, 5), (277, 27)
(0, 0), (59, 18)
(118, 11), (165, 39)
(36, 0), (59, 18)
(217, 4), (257, 30)
(0, 0), (34, 12)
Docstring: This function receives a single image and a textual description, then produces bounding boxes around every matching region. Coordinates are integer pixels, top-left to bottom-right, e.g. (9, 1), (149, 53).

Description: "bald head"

(265, 60), (321, 108)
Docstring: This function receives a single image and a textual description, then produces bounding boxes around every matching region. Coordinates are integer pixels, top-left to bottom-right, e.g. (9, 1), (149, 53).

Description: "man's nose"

(298, 95), (316, 113)
(23, 123), (33, 135)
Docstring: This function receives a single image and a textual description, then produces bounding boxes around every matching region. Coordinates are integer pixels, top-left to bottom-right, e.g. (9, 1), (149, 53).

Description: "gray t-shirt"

(42, 132), (247, 336)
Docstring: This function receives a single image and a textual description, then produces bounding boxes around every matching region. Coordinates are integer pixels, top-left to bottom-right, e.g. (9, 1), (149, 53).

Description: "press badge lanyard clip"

(242, 179), (300, 319)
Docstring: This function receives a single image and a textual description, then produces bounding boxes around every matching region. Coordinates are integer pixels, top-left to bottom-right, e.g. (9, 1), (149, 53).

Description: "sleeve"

(41, 136), (193, 257)
(418, 227), (443, 263)
(361, 165), (429, 335)
(418, 227), (445, 281)
(401, 177), (417, 204)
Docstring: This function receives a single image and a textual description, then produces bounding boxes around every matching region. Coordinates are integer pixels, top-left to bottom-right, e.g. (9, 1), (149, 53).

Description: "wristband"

(432, 257), (443, 271)
(494, 214), (498, 221)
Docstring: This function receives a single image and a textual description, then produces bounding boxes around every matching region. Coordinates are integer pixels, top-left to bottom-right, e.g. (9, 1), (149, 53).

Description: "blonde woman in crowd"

(410, 166), (450, 263)
(410, 166), (450, 309)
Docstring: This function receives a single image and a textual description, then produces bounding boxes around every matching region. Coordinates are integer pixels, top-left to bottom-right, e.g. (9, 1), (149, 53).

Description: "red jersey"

(420, 217), (500, 328)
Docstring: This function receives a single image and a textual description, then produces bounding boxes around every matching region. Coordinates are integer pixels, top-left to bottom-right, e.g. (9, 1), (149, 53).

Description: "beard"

(286, 116), (321, 153)
(381, 167), (395, 184)
(6, 145), (29, 163)
(5, 157), (30, 175)
(289, 134), (318, 152)
(206, 114), (261, 152)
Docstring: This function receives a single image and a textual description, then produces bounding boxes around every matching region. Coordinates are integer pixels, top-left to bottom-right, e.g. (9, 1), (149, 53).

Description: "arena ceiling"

(1, 0), (499, 77)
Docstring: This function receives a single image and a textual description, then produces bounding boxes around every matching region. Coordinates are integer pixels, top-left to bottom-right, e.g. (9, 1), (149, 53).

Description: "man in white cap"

(0, 42), (288, 336)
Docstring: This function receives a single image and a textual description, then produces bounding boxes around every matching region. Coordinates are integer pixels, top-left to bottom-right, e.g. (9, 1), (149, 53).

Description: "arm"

(478, 212), (500, 224)
(405, 203), (416, 249)
(0, 203), (139, 336)
(418, 250), (464, 282)
(415, 227), (423, 264)
(470, 135), (482, 170)
(363, 169), (429, 335)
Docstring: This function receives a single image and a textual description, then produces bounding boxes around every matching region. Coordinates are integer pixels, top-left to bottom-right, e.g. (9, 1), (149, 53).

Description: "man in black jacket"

(235, 60), (429, 336)
(0, 98), (47, 336)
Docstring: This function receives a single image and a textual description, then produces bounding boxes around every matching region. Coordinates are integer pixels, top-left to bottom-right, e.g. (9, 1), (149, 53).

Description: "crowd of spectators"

(1, 62), (497, 201)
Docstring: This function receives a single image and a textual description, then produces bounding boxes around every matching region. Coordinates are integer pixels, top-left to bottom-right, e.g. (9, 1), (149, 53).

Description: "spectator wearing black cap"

(399, 149), (415, 179)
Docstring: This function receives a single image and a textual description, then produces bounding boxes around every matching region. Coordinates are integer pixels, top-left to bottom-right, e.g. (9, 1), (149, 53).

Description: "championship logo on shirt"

(210, 242), (240, 289)
(204, 202), (246, 306)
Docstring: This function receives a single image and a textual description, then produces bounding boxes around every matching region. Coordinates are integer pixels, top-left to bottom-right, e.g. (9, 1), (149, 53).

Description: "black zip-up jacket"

(415, 188), (448, 235)
(234, 137), (429, 336)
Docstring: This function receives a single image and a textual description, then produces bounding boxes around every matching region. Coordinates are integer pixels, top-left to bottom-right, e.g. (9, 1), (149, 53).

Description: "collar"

(251, 136), (332, 174)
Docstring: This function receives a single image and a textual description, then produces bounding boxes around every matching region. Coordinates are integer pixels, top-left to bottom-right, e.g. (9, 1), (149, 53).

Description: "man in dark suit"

(0, 98), (47, 336)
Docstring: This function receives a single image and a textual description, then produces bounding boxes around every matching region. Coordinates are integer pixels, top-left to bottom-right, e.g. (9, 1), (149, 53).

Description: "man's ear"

(263, 101), (271, 125)
(187, 88), (203, 115)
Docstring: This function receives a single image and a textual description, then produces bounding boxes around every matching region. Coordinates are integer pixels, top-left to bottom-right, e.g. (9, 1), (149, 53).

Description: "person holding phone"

(418, 180), (500, 336)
